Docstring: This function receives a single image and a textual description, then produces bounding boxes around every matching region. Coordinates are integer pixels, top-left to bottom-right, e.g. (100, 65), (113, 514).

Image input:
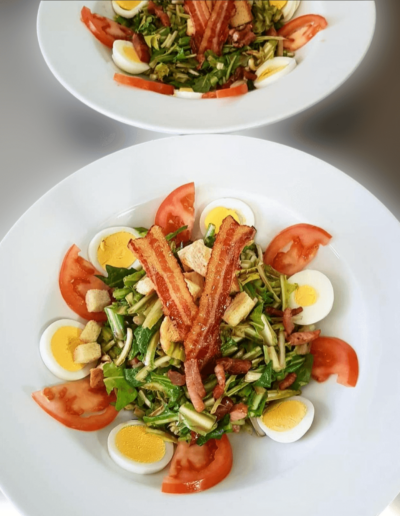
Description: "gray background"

(0, 0), (399, 515)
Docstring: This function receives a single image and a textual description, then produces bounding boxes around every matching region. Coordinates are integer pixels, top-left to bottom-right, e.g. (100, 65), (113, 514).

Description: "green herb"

(103, 363), (138, 411)
(134, 227), (149, 237)
(254, 361), (274, 389)
(134, 323), (160, 358)
(196, 414), (233, 446)
(165, 225), (188, 241)
(96, 265), (136, 288)
(291, 354), (314, 390)
(123, 270), (146, 288)
(204, 223), (216, 248)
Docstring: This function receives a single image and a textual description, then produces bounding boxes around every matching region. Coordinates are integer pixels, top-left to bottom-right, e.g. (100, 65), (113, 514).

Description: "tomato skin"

(155, 183), (195, 244)
(162, 435), (233, 494)
(216, 83), (248, 98)
(59, 245), (109, 322)
(81, 6), (133, 49)
(114, 74), (175, 96)
(278, 14), (328, 51)
(202, 91), (217, 99)
(311, 337), (359, 387)
(32, 378), (118, 431)
(264, 223), (332, 276)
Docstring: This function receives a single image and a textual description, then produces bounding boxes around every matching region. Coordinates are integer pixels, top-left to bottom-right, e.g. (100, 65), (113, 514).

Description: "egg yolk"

(258, 65), (287, 82)
(205, 207), (240, 233)
(269, 1), (288, 9)
(262, 400), (307, 432)
(97, 231), (136, 269)
(123, 45), (141, 63)
(115, 1), (142, 10)
(295, 285), (318, 307)
(51, 327), (84, 372)
(115, 425), (165, 463)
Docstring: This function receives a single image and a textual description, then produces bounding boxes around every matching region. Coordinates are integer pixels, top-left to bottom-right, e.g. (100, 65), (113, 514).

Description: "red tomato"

(162, 435), (233, 494)
(216, 83), (248, 98)
(278, 14), (328, 51)
(311, 337), (359, 387)
(264, 223), (332, 276)
(81, 7), (133, 49)
(202, 91), (217, 99)
(32, 378), (118, 431)
(59, 244), (109, 322)
(114, 74), (175, 96)
(155, 183), (195, 244)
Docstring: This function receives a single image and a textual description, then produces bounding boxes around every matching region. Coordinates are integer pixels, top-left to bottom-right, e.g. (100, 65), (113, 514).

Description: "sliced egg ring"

(40, 319), (95, 381)
(199, 198), (255, 235)
(257, 395), (314, 443)
(88, 226), (141, 274)
(112, 0), (148, 18)
(254, 57), (297, 89)
(112, 40), (150, 75)
(174, 88), (203, 100)
(269, 1), (301, 21)
(288, 270), (334, 325)
(108, 420), (174, 474)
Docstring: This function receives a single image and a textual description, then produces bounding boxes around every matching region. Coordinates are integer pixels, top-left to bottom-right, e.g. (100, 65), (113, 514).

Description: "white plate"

(1, 135), (400, 516)
(37, 1), (376, 134)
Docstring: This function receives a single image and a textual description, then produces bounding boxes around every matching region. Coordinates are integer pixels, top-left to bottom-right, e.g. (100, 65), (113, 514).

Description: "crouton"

(73, 342), (102, 364)
(222, 292), (257, 327)
(230, 275), (240, 295)
(187, 18), (195, 36)
(90, 367), (104, 390)
(185, 279), (202, 301)
(136, 276), (155, 296)
(178, 240), (211, 277)
(85, 289), (111, 313)
(230, 0), (253, 28)
(80, 320), (102, 343)
(160, 316), (181, 354)
(184, 271), (205, 290)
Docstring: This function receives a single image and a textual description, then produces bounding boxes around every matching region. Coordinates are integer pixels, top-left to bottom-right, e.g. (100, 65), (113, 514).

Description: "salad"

(32, 182), (359, 493)
(81, 1), (328, 98)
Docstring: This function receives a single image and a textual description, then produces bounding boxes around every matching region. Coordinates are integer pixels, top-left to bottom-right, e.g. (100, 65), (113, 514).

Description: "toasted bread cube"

(230, 0), (253, 28)
(222, 292), (257, 327)
(178, 240), (211, 277)
(80, 320), (102, 343)
(160, 317), (181, 354)
(184, 271), (205, 290)
(136, 276), (155, 296)
(187, 18), (195, 36)
(85, 289), (111, 313)
(73, 342), (102, 364)
(185, 279), (202, 301)
(230, 275), (240, 295)
(90, 367), (104, 389)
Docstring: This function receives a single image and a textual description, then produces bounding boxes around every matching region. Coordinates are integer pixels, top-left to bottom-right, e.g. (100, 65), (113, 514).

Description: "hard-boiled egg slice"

(88, 226), (141, 273)
(257, 395), (314, 443)
(112, 0), (148, 18)
(174, 88), (202, 100)
(288, 270), (334, 325)
(108, 420), (174, 474)
(199, 198), (255, 235)
(269, 1), (301, 21)
(112, 40), (150, 75)
(40, 319), (96, 381)
(254, 57), (296, 89)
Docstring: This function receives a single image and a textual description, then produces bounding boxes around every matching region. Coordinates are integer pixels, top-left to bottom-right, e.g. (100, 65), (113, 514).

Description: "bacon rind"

(184, 216), (255, 369)
(198, 0), (236, 58)
(185, 359), (206, 412)
(128, 226), (197, 340)
(148, 0), (171, 27)
(132, 33), (150, 63)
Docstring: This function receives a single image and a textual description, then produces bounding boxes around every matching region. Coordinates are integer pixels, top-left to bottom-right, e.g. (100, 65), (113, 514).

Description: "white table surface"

(1, 0), (400, 514)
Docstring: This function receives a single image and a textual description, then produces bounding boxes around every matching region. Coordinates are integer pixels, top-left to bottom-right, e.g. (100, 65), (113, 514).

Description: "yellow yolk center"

(295, 285), (318, 307)
(115, 1), (142, 10)
(258, 65), (287, 82)
(97, 231), (136, 269)
(51, 327), (84, 371)
(269, 1), (288, 10)
(262, 400), (307, 432)
(123, 45), (140, 63)
(115, 426), (165, 463)
(205, 207), (240, 233)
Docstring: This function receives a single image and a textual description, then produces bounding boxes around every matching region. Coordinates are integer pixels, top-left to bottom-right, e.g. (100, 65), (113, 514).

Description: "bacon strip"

(184, 216), (255, 369)
(230, 402), (248, 421)
(198, 0), (236, 58)
(128, 226), (197, 340)
(213, 364), (226, 399)
(147, 0), (171, 27)
(288, 330), (321, 346)
(185, 359), (206, 412)
(168, 370), (186, 386)
(279, 372), (297, 390)
(185, 0), (211, 53)
(283, 307), (295, 336)
(229, 23), (256, 48)
(132, 33), (150, 63)
(216, 357), (252, 375)
(214, 396), (234, 420)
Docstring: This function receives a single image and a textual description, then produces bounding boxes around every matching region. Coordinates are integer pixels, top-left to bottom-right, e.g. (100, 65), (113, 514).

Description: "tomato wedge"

(155, 183), (195, 244)
(32, 378), (118, 431)
(216, 83), (248, 98)
(114, 74), (175, 96)
(162, 435), (233, 494)
(81, 6), (133, 49)
(278, 14), (328, 51)
(202, 91), (217, 99)
(311, 337), (359, 387)
(59, 245), (109, 322)
(264, 223), (332, 276)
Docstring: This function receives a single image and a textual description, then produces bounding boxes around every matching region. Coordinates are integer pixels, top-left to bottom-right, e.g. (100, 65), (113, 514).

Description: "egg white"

(112, 0), (148, 18)
(257, 395), (314, 443)
(88, 226), (142, 273)
(174, 89), (203, 100)
(281, 1), (301, 21)
(112, 40), (150, 75)
(40, 319), (96, 381)
(108, 420), (174, 474)
(199, 198), (255, 235)
(254, 57), (296, 89)
(288, 270), (334, 325)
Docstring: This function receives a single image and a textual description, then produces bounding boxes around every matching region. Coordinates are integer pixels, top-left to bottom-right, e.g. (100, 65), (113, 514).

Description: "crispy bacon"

(184, 216), (255, 369)
(132, 33), (150, 63)
(216, 357), (252, 375)
(128, 226), (197, 341)
(185, 359), (206, 412)
(279, 373), (297, 390)
(185, 1), (210, 33)
(147, 0), (170, 27)
(198, 0), (236, 58)
(288, 330), (321, 346)
(168, 370), (186, 386)
(213, 363), (226, 399)
(214, 396), (234, 420)
(283, 307), (295, 336)
(230, 402), (248, 421)
(229, 23), (256, 48)
(265, 306), (284, 317)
